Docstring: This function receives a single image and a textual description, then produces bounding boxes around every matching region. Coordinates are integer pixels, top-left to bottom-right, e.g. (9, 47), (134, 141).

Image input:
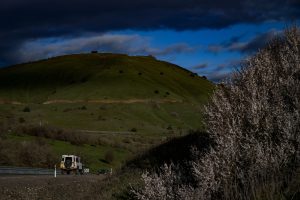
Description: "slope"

(0, 53), (212, 103)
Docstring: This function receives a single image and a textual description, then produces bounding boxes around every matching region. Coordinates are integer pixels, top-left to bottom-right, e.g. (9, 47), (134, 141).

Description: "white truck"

(60, 155), (84, 175)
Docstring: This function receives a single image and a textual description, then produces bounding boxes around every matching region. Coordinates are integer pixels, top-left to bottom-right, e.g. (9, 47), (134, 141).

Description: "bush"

(70, 134), (86, 146)
(0, 138), (56, 168)
(63, 108), (72, 112)
(130, 128), (137, 132)
(15, 125), (91, 146)
(18, 141), (57, 168)
(201, 27), (300, 196)
(190, 73), (197, 77)
(123, 137), (132, 144)
(104, 150), (114, 164)
(133, 27), (300, 200)
(98, 115), (106, 121)
(148, 55), (156, 59)
(18, 117), (25, 123)
(23, 107), (30, 112)
(80, 106), (87, 110)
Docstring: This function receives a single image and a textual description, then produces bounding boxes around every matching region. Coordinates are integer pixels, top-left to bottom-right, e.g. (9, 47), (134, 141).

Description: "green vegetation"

(0, 53), (212, 103)
(0, 133), (130, 172)
(0, 53), (214, 171)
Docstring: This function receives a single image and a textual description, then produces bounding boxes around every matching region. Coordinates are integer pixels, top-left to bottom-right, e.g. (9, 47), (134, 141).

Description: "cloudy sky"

(0, 0), (299, 81)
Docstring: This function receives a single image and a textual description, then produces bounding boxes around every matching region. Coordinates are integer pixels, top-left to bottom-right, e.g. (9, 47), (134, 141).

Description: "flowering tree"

(133, 27), (300, 200)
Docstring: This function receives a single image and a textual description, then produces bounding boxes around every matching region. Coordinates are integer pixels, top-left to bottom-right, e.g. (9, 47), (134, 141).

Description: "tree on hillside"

(132, 27), (300, 199)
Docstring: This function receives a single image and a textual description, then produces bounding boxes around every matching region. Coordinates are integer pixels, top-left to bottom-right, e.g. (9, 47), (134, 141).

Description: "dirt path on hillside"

(42, 98), (182, 104)
(0, 100), (23, 105)
(77, 129), (134, 135)
(0, 98), (182, 105)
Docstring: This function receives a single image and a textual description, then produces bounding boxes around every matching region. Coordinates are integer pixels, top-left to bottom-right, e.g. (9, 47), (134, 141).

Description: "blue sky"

(0, 0), (299, 82)
(108, 21), (288, 81)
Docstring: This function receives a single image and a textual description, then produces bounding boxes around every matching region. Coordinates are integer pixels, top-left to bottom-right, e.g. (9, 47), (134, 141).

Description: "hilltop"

(0, 53), (212, 103)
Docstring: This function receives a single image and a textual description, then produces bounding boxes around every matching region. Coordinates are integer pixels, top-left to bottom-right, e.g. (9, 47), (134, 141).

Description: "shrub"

(15, 125), (91, 146)
(18, 117), (25, 123)
(104, 150), (114, 164)
(123, 137), (132, 144)
(99, 105), (107, 110)
(23, 107), (30, 112)
(130, 128), (137, 132)
(80, 105), (87, 110)
(190, 73), (197, 77)
(170, 112), (178, 118)
(200, 27), (300, 195)
(63, 108), (72, 112)
(148, 55), (156, 59)
(18, 141), (57, 167)
(133, 27), (300, 200)
(98, 115), (106, 121)
(81, 76), (89, 83)
(70, 134), (86, 146)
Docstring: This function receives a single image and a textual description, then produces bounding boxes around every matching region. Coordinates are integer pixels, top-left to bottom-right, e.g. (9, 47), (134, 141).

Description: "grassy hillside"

(0, 53), (212, 103)
(0, 53), (214, 171)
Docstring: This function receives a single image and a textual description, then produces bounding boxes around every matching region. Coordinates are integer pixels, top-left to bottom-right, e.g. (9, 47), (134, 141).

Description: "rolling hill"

(0, 53), (214, 171)
(0, 53), (212, 103)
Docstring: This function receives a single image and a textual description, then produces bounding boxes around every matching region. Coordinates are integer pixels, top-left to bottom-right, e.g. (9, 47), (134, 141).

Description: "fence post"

(54, 165), (57, 178)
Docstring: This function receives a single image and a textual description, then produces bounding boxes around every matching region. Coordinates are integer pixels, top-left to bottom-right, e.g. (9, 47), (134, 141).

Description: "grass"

(0, 53), (213, 103)
(0, 102), (205, 135)
(0, 53), (213, 182)
(6, 134), (131, 172)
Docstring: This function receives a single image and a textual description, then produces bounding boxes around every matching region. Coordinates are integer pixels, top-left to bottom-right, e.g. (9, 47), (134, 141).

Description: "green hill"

(0, 53), (214, 171)
(0, 53), (212, 103)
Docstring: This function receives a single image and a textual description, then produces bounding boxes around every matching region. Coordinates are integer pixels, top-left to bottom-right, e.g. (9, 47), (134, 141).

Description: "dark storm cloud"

(229, 31), (282, 53)
(0, 0), (299, 64)
(208, 30), (282, 54)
